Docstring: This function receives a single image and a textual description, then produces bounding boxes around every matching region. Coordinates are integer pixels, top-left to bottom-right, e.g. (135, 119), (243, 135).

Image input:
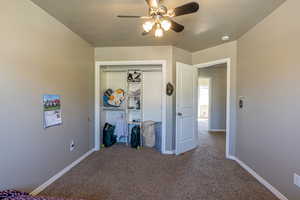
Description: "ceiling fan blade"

(145, 0), (159, 8)
(174, 2), (199, 17)
(117, 15), (150, 19)
(170, 20), (184, 32)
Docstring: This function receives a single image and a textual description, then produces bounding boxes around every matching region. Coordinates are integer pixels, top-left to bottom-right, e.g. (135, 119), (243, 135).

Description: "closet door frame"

(95, 60), (168, 154)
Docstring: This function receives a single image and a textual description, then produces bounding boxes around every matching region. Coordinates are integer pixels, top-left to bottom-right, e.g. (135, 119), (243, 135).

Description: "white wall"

(143, 71), (162, 122)
(106, 72), (127, 91)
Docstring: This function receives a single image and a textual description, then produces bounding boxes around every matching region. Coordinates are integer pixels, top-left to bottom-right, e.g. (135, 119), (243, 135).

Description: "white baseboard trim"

(30, 148), (95, 196)
(163, 150), (175, 155)
(227, 155), (236, 160)
(231, 156), (288, 200)
(209, 129), (226, 132)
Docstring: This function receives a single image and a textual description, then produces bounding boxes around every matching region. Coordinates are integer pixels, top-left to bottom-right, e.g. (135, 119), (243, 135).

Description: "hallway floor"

(40, 125), (278, 200)
(198, 118), (227, 159)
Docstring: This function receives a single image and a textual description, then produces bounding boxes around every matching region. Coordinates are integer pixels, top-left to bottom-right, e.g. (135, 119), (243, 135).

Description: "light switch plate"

(238, 96), (245, 109)
(294, 173), (300, 188)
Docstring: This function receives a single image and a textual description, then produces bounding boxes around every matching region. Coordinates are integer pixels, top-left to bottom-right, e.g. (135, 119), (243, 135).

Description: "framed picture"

(127, 70), (142, 82)
(43, 94), (62, 128)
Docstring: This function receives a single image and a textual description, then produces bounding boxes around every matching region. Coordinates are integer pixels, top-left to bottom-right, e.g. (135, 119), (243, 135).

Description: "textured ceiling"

(30, 0), (285, 52)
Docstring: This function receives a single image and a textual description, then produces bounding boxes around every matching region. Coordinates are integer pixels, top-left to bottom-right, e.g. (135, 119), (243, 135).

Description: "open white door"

(176, 62), (198, 155)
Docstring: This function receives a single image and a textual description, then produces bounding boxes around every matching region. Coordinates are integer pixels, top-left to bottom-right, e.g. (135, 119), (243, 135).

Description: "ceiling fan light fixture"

(143, 21), (154, 32)
(161, 20), (171, 31)
(222, 35), (230, 41)
(118, 1), (200, 38)
(155, 26), (164, 37)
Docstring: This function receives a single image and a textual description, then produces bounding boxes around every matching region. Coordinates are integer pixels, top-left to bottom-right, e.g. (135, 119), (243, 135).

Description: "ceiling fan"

(117, 0), (199, 37)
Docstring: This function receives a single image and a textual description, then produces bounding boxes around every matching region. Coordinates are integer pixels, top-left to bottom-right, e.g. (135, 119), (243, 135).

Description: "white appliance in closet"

(99, 65), (162, 148)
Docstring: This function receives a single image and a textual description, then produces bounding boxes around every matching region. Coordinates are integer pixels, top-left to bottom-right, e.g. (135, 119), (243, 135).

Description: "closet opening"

(95, 61), (167, 154)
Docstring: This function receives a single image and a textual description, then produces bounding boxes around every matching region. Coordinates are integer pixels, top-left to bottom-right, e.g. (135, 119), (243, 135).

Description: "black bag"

(103, 123), (117, 147)
(130, 125), (141, 148)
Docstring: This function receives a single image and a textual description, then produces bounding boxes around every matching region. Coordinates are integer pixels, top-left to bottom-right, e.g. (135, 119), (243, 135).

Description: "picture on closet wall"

(103, 89), (125, 107)
(127, 70), (142, 82)
(43, 94), (62, 128)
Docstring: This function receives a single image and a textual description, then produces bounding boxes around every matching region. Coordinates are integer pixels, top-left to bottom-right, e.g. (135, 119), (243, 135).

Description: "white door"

(176, 62), (198, 155)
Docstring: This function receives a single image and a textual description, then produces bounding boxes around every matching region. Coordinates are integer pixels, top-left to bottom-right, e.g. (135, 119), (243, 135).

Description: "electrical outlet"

(294, 173), (300, 188)
(70, 140), (75, 152)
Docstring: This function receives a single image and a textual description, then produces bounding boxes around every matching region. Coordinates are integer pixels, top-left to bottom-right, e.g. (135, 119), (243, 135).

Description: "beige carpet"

(40, 127), (278, 200)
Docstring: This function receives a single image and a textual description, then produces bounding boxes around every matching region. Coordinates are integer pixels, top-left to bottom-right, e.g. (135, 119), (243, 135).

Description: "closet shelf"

(127, 95), (141, 98)
(128, 108), (141, 111)
(128, 82), (142, 84)
(102, 106), (125, 111)
(128, 121), (142, 125)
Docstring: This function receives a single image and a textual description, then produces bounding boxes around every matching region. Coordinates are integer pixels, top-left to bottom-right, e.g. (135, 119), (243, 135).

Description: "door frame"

(198, 77), (212, 130)
(194, 58), (231, 159)
(94, 60), (168, 154)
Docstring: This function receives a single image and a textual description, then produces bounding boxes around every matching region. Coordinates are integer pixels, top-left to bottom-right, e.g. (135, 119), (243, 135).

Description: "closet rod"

(102, 68), (162, 72)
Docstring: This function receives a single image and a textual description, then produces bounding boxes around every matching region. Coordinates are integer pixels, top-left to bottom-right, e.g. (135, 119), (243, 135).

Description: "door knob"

(178, 112), (183, 116)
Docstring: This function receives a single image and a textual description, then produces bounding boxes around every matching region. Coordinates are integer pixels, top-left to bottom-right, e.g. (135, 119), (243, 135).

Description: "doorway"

(197, 64), (227, 158)
(175, 58), (232, 158)
(94, 60), (167, 154)
(195, 58), (231, 158)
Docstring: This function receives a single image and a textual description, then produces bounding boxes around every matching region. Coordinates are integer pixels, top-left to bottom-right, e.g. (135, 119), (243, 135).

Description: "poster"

(43, 94), (62, 128)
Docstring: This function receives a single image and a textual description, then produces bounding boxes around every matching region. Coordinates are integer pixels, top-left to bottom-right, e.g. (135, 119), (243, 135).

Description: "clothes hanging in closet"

(114, 113), (128, 143)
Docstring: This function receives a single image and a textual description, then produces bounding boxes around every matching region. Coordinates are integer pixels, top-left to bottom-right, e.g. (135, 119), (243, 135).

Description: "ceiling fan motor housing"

(149, 5), (170, 17)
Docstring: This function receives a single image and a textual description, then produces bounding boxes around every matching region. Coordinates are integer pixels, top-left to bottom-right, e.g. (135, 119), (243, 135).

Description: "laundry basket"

(142, 121), (156, 147)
